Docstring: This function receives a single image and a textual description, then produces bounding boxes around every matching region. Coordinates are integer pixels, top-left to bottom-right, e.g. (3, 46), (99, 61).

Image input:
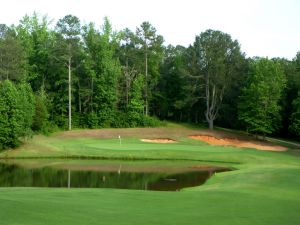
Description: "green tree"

(136, 22), (164, 116)
(194, 29), (245, 129)
(17, 82), (35, 139)
(0, 80), (20, 149)
(287, 53), (300, 136)
(156, 45), (191, 120)
(118, 28), (140, 110)
(32, 88), (49, 132)
(216, 58), (249, 129)
(55, 15), (81, 130)
(127, 74), (145, 126)
(15, 13), (53, 89)
(271, 58), (295, 136)
(238, 58), (286, 136)
(0, 25), (26, 81)
(82, 19), (121, 127)
(289, 92), (300, 136)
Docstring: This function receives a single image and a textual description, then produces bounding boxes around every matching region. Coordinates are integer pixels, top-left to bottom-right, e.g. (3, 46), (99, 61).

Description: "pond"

(0, 160), (230, 191)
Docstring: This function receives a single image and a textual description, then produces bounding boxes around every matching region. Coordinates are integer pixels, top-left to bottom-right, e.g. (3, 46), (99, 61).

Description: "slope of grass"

(0, 168), (299, 225)
(0, 127), (299, 225)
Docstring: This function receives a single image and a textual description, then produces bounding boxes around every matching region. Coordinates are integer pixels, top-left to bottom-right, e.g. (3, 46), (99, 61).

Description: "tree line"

(0, 13), (299, 149)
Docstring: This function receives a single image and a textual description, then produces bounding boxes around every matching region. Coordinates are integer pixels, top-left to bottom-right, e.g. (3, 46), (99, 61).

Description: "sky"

(1, 0), (299, 59)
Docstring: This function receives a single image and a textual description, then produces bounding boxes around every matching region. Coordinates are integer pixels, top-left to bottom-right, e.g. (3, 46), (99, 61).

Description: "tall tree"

(136, 22), (164, 116)
(238, 58), (286, 136)
(193, 29), (245, 129)
(118, 28), (139, 110)
(82, 19), (121, 127)
(289, 92), (300, 136)
(32, 87), (49, 132)
(288, 52), (300, 136)
(127, 74), (145, 126)
(0, 80), (35, 149)
(17, 82), (35, 139)
(55, 15), (81, 130)
(0, 25), (26, 81)
(0, 80), (20, 149)
(16, 13), (53, 89)
(156, 45), (191, 120)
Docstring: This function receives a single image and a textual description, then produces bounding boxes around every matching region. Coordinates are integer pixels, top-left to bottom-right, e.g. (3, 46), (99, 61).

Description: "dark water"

(0, 162), (229, 191)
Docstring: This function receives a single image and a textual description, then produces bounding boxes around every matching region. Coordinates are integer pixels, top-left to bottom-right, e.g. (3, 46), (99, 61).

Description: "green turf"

(0, 127), (300, 225)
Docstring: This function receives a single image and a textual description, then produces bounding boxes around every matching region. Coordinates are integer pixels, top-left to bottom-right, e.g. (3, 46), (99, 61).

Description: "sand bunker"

(189, 135), (287, 151)
(140, 138), (177, 143)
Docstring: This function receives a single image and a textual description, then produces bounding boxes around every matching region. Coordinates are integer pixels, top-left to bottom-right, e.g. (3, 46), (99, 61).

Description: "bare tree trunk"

(205, 73), (212, 129)
(68, 57), (72, 131)
(78, 81), (81, 113)
(125, 80), (129, 107)
(205, 73), (223, 130)
(208, 119), (213, 130)
(145, 46), (148, 116)
(123, 61), (136, 109)
(125, 60), (129, 107)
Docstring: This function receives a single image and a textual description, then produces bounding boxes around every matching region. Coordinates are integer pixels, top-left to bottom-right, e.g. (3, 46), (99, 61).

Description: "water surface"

(0, 160), (229, 191)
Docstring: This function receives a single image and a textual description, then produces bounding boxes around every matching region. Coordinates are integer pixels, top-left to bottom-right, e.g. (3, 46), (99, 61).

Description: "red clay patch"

(189, 135), (287, 151)
(140, 138), (177, 143)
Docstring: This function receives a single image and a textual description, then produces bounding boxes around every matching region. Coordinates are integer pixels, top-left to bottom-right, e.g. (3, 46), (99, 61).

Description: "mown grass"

(0, 126), (299, 225)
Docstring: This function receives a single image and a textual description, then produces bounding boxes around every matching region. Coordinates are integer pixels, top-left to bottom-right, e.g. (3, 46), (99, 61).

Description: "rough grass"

(0, 126), (300, 225)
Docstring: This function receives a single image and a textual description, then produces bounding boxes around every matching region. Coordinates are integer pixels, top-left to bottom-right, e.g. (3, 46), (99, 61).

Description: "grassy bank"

(0, 126), (299, 225)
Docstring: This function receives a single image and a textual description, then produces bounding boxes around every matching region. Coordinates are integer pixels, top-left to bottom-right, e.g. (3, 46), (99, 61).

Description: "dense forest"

(0, 13), (299, 149)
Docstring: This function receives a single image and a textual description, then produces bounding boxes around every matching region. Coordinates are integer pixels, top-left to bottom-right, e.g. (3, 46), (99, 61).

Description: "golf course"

(1, 1), (300, 224)
(0, 125), (299, 225)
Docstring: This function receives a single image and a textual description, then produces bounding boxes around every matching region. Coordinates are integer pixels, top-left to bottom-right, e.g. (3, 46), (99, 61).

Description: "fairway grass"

(0, 127), (300, 225)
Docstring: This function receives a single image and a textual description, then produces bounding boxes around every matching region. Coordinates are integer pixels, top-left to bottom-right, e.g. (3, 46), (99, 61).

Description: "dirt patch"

(190, 135), (287, 151)
(140, 138), (177, 143)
